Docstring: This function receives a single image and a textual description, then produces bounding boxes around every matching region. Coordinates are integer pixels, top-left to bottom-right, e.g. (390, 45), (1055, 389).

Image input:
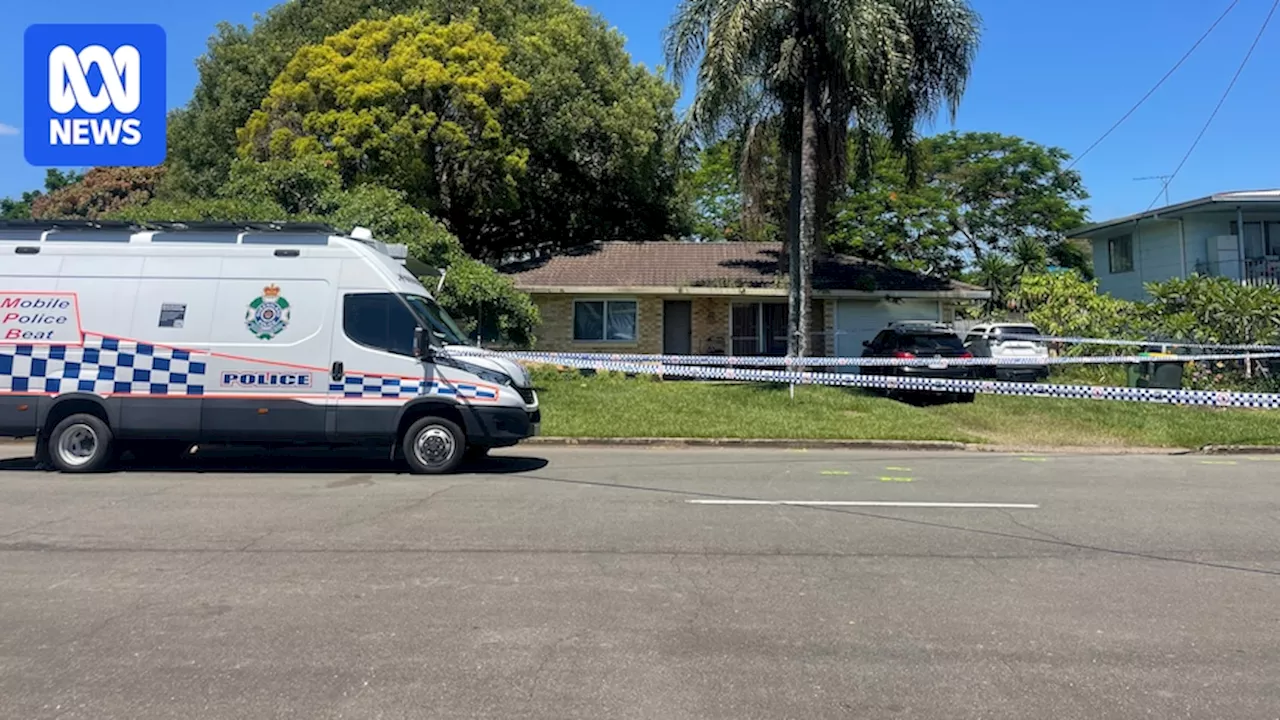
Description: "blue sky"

(1, 0), (1277, 222)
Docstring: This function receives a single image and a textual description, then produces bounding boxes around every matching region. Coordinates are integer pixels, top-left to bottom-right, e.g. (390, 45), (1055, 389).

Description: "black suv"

(860, 322), (977, 402)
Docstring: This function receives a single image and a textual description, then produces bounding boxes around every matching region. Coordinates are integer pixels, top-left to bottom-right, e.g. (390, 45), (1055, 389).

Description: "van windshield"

(403, 295), (469, 346)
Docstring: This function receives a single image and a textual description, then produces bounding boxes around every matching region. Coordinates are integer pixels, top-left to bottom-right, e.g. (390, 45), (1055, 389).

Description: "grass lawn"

(532, 369), (1280, 449)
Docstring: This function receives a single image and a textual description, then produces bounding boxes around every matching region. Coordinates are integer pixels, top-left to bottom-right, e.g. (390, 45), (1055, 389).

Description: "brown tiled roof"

(503, 242), (985, 294)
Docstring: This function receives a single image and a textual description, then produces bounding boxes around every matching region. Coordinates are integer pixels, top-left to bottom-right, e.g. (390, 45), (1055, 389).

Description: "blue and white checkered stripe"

(331, 374), (498, 401)
(0, 338), (207, 396)
(518, 353), (1280, 409)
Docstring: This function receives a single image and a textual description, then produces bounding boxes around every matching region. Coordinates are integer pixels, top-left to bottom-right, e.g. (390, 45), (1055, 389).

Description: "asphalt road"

(0, 443), (1277, 720)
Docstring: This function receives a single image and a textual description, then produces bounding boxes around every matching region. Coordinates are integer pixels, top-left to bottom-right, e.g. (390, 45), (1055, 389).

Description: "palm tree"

(974, 253), (1013, 316)
(665, 0), (981, 357)
(1010, 236), (1049, 277)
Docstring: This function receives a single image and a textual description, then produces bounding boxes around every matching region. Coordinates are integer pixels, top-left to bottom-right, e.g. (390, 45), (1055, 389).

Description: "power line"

(1067, 0), (1239, 170)
(1146, 0), (1280, 210)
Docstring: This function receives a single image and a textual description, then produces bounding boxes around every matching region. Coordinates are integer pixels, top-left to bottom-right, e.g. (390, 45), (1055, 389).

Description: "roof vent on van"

(351, 226), (374, 241)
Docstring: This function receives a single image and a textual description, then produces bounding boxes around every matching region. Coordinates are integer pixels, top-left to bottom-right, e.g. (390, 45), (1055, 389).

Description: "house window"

(730, 302), (788, 355)
(573, 300), (637, 342)
(1108, 234), (1134, 274)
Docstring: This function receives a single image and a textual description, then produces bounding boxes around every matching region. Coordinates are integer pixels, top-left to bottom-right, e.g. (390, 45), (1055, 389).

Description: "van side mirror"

(413, 327), (432, 359)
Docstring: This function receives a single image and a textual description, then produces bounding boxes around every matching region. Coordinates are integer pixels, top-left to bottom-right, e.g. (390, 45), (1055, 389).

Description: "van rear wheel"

(402, 416), (466, 475)
(47, 413), (114, 474)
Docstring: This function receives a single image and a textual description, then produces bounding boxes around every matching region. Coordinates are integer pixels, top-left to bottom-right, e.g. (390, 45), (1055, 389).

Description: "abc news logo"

(48, 44), (143, 147)
(24, 24), (166, 167)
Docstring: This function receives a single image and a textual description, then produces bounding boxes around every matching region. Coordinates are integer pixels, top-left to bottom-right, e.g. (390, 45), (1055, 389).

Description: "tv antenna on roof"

(1134, 175), (1172, 207)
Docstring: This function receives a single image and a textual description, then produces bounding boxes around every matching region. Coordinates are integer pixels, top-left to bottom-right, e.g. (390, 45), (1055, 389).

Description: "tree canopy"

(238, 15), (533, 249)
(28, 167), (165, 220)
(1, 170), (84, 219)
(830, 131), (1092, 284)
(169, 0), (683, 259)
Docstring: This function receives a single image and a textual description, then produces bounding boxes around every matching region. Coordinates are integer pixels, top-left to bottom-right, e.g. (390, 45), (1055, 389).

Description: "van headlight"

(462, 364), (514, 387)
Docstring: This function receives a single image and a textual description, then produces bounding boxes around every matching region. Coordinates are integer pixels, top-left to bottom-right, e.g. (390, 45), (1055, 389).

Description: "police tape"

(489, 352), (1280, 410)
(450, 347), (1280, 368)
(953, 333), (1280, 353)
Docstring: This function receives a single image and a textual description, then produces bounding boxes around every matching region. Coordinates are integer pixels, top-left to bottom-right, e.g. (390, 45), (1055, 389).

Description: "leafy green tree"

(665, 0), (981, 356)
(828, 141), (960, 276)
(833, 131), (1090, 277)
(238, 15), (531, 251)
(165, 0), (427, 194)
(1, 169), (84, 219)
(1011, 272), (1143, 351)
(168, 0), (683, 258)
(679, 137), (783, 242)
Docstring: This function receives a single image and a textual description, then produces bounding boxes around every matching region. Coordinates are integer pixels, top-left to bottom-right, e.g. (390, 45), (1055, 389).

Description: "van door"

(199, 272), (333, 443)
(328, 291), (426, 444)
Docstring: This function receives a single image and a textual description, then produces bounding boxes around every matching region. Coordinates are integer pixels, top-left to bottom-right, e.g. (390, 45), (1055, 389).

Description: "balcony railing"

(1243, 258), (1280, 287)
(1193, 258), (1280, 287)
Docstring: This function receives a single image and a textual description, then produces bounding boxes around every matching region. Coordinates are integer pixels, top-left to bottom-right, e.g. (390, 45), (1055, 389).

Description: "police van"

(0, 221), (539, 474)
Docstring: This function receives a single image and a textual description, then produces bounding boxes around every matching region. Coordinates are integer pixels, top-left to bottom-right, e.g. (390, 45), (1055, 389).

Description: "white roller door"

(834, 299), (942, 371)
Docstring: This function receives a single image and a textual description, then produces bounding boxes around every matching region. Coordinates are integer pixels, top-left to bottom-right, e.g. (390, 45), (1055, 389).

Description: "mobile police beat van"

(0, 221), (539, 474)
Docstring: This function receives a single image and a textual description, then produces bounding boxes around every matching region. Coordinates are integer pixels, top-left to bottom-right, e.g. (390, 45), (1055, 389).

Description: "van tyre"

(402, 416), (466, 475)
(47, 414), (114, 474)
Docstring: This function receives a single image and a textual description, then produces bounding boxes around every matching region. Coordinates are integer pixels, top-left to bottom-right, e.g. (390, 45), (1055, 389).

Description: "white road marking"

(686, 500), (1039, 509)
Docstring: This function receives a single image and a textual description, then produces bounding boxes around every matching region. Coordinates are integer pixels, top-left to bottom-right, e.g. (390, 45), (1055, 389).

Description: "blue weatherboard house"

(1068, 190), (1280, 300)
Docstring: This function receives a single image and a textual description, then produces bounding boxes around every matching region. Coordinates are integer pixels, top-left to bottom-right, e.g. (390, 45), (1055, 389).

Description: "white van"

(0, 221), (539, 474)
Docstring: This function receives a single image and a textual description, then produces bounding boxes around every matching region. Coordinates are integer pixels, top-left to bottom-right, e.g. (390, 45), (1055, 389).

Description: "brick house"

(503, 242), (989, 359)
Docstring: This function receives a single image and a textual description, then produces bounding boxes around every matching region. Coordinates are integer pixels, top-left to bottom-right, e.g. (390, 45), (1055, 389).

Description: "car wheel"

(402, 416), (466, 475)
(47, 413), (115, 474)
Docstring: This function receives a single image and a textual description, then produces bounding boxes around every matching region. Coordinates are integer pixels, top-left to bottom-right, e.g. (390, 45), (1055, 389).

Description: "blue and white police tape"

(958, 333), (1280, 353)
(449, 347), (1280, 368)
(499, 352), (1280, 410)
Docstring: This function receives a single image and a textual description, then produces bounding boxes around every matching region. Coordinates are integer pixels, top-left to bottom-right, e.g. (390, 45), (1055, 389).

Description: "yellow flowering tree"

(238, 15), (531, 238)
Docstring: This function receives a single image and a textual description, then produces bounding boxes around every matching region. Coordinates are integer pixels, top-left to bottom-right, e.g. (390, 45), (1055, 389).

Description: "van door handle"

(331, 361), (344, 381)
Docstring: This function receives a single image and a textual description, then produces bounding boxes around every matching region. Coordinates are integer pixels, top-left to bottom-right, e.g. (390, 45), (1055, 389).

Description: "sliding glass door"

(730, 302), (788, 355)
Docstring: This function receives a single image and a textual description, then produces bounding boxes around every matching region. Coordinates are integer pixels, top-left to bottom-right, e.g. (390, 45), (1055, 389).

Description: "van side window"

(343, 293), (417, 356)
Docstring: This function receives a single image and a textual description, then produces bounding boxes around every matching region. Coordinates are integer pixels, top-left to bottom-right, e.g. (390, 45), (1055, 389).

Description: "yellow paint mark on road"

(1020, 457), (1049, 463)
(879, 476), (914, 483)
(820, 470), (851, 476)
(1201, 460), (1238, 465)
(885, 466), (912, 471)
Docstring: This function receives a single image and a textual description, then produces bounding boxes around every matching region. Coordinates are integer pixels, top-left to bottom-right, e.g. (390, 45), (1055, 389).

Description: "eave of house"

(1067, 190), (1280, 239)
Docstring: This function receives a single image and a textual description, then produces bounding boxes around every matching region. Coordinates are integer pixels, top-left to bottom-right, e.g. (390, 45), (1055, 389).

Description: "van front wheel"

(402, 416), (466, 475)
(48, 413), (114, 473)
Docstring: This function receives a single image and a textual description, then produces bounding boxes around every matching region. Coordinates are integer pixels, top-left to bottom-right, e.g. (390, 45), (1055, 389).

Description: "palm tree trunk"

(795, 71), (819, 359)
(787, 145), (802, 358)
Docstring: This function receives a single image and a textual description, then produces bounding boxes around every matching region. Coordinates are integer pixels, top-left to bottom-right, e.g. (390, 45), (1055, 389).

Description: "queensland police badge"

(245, 285), (291, 340)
